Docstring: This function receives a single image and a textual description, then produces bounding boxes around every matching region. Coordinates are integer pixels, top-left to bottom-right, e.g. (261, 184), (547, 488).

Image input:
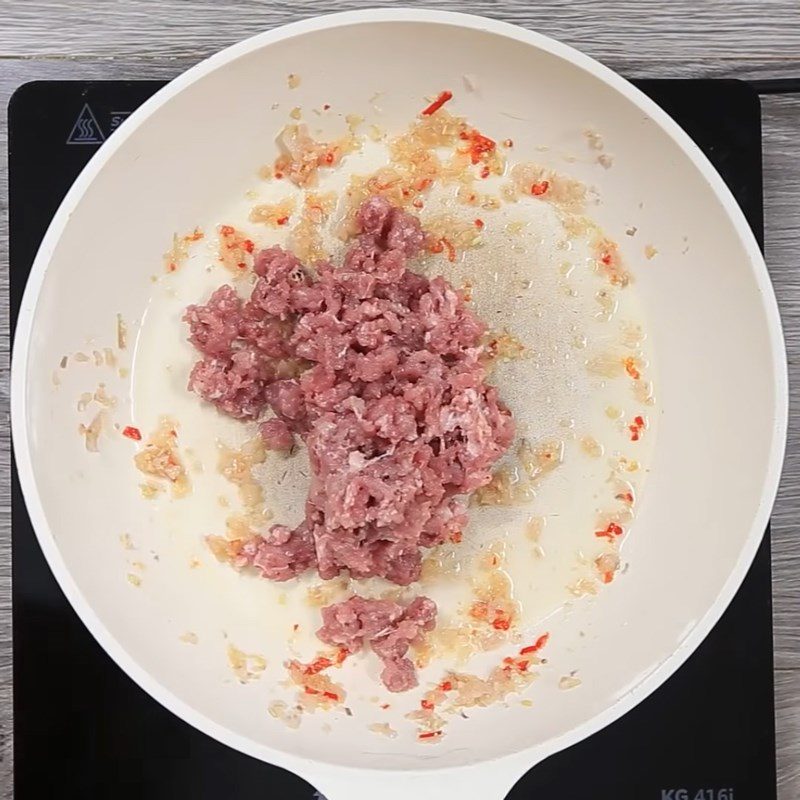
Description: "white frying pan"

(10, 9), (787, 800)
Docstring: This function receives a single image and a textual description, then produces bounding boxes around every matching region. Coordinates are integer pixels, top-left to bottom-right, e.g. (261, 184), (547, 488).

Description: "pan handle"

(305, 757), (535, 800)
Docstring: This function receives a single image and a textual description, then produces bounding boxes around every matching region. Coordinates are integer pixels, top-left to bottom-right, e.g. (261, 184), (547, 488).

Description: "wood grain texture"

(0, 3), (799, 797)
(1, 0), (800, 60)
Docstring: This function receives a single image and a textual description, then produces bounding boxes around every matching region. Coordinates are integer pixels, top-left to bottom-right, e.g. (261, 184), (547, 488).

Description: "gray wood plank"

(1, 0), (800, 61)
(0, 21), (798, 797)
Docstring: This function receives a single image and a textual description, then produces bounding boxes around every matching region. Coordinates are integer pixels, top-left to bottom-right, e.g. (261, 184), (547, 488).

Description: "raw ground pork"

(317, 595), (437, 692)
(185, 196), (514, 586)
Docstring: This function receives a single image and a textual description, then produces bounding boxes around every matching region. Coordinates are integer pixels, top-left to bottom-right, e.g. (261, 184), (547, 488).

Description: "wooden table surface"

(1, 2), (798, 796)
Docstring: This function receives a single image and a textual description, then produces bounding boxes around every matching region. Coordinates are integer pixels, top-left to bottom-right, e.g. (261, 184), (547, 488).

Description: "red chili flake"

(380, 703), (391, 710)
(480, 165), (491, 179)
(414, 177), (432, 192)
(530, 180), (549, 196)
(600, 571), (614, 584)
(219, 224), (235, 236)
(242, 238), (255, 253)
(628, 415), (647, 442)
(520, 633), (550, 655)
(516, 660), (530, 672)
(421, 90), (453, 116)
(474, 219), (484, 229)
(322, 151), (335, 166)
(438, 681), (453, 692)
(276, 216), (289, 226)
(418, 731), (442, 740)
(292, 623), (299, 632)
(274, 170), (284, 180)
(412, 198), (425, 210)
(322, 691), (340, 701)
(595, 522), (624, 541)
(323, 103), (331, 110)
(335, 648), (348, 665)
(450, 530), (463, 544)
(460, 129), (497, 164)
(428, 240), (444, 255)
(442, 238), (456, 263)
(420, 699), (435, 710)
(492, 615), (511, 631)
(616, 491), (634, 504)
(600, 252), (613, 266)
(304, 686), (320, 695)
(122, 426), (142, 441)
(623, 357), (640, 380)
(186, 229), (204, 242)
(303, 656), (333, 676)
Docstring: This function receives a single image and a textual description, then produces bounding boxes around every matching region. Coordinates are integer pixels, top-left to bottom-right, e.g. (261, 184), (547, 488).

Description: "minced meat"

(317, 595), (437, 692)
(185, 196), (514, 585)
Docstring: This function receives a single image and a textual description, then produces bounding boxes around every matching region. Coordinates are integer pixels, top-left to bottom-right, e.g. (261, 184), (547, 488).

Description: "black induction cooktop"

(8, 79), (776, 800)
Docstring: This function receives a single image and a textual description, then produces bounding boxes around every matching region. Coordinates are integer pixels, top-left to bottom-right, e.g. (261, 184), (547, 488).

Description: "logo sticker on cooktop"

(66, 103), (105, 145)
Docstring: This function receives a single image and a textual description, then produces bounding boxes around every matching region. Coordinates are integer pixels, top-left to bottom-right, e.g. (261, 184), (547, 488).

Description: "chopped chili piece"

(474, 219), (484, 229)
(421, 90), (453, 116)
(450, 530), (463, 543)
(418, 731), (442, 740)
(274, 170), (284, 180)
(460, 129), (497, 164)
(380, 703), (390, 710)
(492, 615), (511, 631)
(600, 571), (614, 584)
(623, 357), (640, 380)
(438, 681), (453, 692)
(520, 633), (550, 655)
(479, 165), (490, 179)
(322, 691), (340, 701)
(420, 699), (434, 710)
(442, 238), (456, 262)
(616, 491), (634, 504)
(595, 522), (624, 541)
(303, 656), (333, 675)
(304, 686), (320, 695)
(531, 180), (549, 196)
(122, 426), (142, 441)
(516, 659), (530, 672)
(600, 252), (612, 266)
(323, 103), (331, 110)
(276, 216), (289, 226)
(628, 415), (647, 442)
(322, 151), (335, 165)
(335, 648), (349, 665)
